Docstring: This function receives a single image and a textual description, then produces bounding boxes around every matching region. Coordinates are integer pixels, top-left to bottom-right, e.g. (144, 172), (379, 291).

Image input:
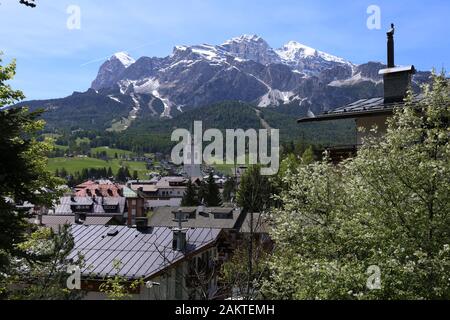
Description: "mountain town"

(0, 0), (449, 309)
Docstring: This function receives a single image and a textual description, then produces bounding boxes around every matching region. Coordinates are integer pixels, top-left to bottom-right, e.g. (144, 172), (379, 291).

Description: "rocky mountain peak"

(110, 52), (135, 68)
(91, 52), (136, 90)
(219, 34), (279, 65)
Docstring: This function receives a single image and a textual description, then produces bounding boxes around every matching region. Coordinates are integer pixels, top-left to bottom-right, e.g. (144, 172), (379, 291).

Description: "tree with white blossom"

(263, 72), (450, 299)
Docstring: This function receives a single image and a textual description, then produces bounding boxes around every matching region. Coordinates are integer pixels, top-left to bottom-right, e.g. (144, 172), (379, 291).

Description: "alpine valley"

(18, 34), (430, 146)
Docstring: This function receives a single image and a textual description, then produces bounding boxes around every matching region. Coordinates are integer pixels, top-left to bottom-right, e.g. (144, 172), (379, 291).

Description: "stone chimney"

(379, 24), (416, 103)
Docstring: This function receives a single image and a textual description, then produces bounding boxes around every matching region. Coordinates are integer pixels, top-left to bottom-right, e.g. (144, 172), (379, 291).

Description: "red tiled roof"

(75, 180), (123, 197)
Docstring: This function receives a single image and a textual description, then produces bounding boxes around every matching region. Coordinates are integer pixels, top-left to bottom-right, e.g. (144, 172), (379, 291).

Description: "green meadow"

(47, 157), (150, 179)
(90, 146), (134, 158)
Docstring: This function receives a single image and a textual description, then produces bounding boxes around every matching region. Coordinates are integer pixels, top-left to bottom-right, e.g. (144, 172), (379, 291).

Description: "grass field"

(91, 146), (134, 158)
(47, 157), (150, 179)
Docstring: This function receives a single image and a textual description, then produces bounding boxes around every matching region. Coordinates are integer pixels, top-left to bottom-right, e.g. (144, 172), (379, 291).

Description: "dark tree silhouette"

(181, 180), (199, 206)
(19, 0), (37, 8)
(203, 172), (222, 207)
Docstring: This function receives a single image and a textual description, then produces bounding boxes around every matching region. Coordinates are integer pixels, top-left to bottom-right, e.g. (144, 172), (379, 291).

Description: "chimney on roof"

(379, 24), (416, 103)
(172, 209), (188, 251)
(387, 23), (395, 68)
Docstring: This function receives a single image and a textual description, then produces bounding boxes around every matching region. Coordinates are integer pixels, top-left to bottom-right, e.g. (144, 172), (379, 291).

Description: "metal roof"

(122, 186), (138, 198)
(130, 184), (159, 192)
(68, 225), (221, 280)
(297, 94), (424, 123)
(378, 65), (415, 75)
(42, 215), (113, 226)
(149, 207), (242, 229)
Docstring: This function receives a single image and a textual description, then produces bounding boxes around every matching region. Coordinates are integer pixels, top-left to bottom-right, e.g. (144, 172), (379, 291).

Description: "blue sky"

(1, 0), (448, 100)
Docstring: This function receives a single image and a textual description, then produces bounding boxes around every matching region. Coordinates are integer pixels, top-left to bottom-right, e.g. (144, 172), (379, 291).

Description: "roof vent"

(107, 229), (119, 237)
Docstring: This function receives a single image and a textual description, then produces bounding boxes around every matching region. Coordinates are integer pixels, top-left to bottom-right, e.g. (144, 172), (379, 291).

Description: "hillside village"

(1, 1), (449, 305)
(5, 26), (446, 300)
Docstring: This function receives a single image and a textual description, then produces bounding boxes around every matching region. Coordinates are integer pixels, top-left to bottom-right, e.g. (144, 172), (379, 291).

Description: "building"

(148, 206), (272, 262)
(149, 206), (243, 230)
(68, 224), (223, 300)
(37, 195), (128, 228)
(127, 176), (188, 209)
(75, 179), (122, 197)
(297, 24), (422, 162)
(122, 186), (146, 226)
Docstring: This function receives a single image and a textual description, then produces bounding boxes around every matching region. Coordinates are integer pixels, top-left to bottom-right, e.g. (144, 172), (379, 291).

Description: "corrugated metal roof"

(297, 94), (424, 123)
(68, 225), (221, 279)
(42, 215), (113, 226)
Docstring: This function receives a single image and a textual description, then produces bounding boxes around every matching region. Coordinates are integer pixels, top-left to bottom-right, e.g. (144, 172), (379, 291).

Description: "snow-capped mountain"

(276, 41), (352, 74)
(89, 34), (362, 118)
(91, 52), (135, 90)
(20, 35), (429, 132)
(219, 34), (281, 65)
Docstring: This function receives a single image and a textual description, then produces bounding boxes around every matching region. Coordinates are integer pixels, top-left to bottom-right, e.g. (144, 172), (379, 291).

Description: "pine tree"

(203, 172), (222, 207)
(107, 167), (113, 178)
(81, 168), (89, 180)
(60, 168), (68, 178)
(124, 167), (131, 179)
(116, 167), (125, 182)
(222, 177), (236, 202)
(0, 55), (71, 298)
(132, 170), (139, 180)
(181, 180), (199, 206)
